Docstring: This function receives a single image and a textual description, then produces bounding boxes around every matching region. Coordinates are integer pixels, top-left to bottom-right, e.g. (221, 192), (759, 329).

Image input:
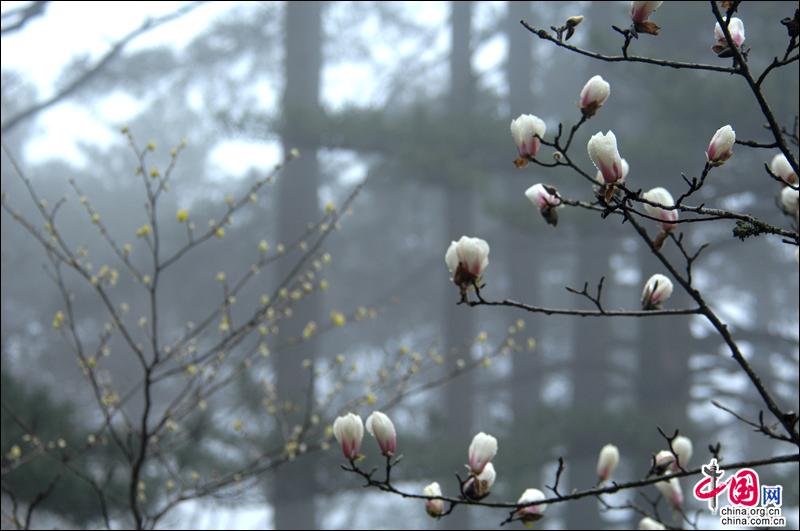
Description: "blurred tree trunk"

(566, 226), (613, 529)
(272, 2), (322, 529)
(442, 2), (475, 529)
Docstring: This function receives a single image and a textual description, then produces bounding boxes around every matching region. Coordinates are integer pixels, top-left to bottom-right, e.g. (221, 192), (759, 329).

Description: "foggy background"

(1, 1), (798, 529)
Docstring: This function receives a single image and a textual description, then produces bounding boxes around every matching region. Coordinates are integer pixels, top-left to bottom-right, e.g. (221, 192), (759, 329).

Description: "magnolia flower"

(515, 488), (547, 523)
(588, 131), (626, 184)
(771, 153), (798, 185)
(580, 75), (611, 118)
(630, 1), (663, 24)
(597, 444), (620, 482)
(781, 186), (799, 218)
(468, 432), (497, 475)
(639, 517), (667, 530)
(655, 476), (683, 509)
(642, 187), (679, 233)
(654, 450), (675, 473)
(706, 125), (736, 165)
(714, 17), (746, 49)
(525, 184), (562, 226)
(464, 462), (496, 500)
(423, 482), (445, 517)
(511, 114), (547, 163)
(445, 236), (490, 293)
(365, 411), (397, 456)
(641, 274), (673, 310)
(333, 413), (364, 460)
(672, 435), (693, 469)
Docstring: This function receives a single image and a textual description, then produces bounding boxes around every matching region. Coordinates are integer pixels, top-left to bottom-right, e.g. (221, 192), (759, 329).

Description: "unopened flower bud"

(597, 444), (620, 482)
(706, 125), (735, 166)
(511, 114), (547, 166)
(655, 476), (683, 509)
(423, 482), (445, 517)
(515, 488), (547, 523)
(770, 153), (798, 185)
(365, 411), (397, 456)
(445, 236), (490, 293)
(467, 432), (497, 475)
(641, 273), (673, 310)
(464, 462), (496, 500)
(579, 75), (610, 118)
(525, 184), (561, 226)
(672, 435), (693, 470)
(714, 17), (746, 49)
(630, 1), (663, 24)
(588, 131), (626, 184)
(333, 413), (364, 460)
(642, 187), (678, 233)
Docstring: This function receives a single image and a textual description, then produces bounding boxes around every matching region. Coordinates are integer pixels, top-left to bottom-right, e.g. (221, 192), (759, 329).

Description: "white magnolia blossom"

(467, 432), (498, 475)
(526, 183), (561, 210)
(641, 273), (673, 310)
(642, 187), (679, 232)
(515, 488), (547, 522)
(597, 444), (620, 481)
(464, 462), (497, 499)
(639, 516), (667, 530)
(445, 236), (490, 281)
(714, 17), (746, 48)
(333, 413), (364, 460)
(655, 476), (683, 509)
(588, 131), (626, 184)
(630, 1), (663, 23)
(672, 435), (693, 469)
(595, 159), (630, 185)
(706, 125), (736, 165)
(511, 114), (547, 158)
(365, 411), (397, 456)
(654, 450), (675, 470)
(580, 75), (611, 117)
(423, 482), (445, 517)
(781, 186), (799, 217)
(771, 153), (797, 185)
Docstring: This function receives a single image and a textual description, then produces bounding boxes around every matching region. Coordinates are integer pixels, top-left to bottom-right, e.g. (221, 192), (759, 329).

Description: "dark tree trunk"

(273, 2), (322, 529)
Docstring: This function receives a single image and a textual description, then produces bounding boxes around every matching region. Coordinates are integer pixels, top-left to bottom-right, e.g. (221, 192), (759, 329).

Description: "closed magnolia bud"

(638, 516), (667, 530)
(630, 1), (663, 23)
(641, 274), (673, 310)
(672, 435), (693, 469)
(468, 432), (498, 475)
(588, 131), (626, 184)
(365, 411), (397, 456)
(597, 444), (620, 482)
(333, 412), (364, 460)
(445, 236), (490, 289)
(706, 125), (736, 165)
(781, 186), (799, 218)
(510, 113), (547, 167)
(464, 462), (496, 500)
(511, 114), (547, 160)
(642, 187), (678, 232)
(566, 15), (584, 28)
(423, 482), (445, 517)
(654, 450), (675, 472)
(580, 75), (610, 118)
(515, 488), (547, 523)
(655, 476), (683, 509)
(771, 153), (798, 185)
(714, 17), (746, 48)
(525, 184), (561, 226)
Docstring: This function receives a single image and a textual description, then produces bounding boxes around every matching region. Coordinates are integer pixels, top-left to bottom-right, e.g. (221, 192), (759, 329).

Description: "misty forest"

(1, 1), (798, 530)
